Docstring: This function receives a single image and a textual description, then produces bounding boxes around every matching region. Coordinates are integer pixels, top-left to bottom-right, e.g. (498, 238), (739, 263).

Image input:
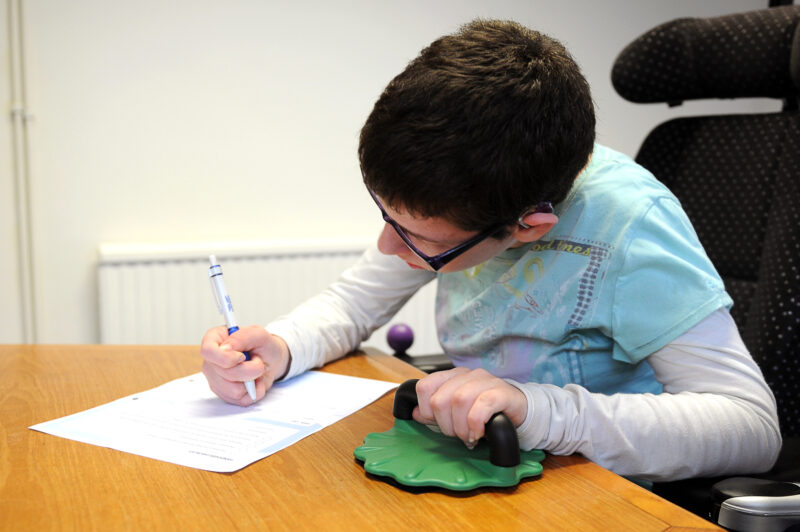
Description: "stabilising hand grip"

(392, 379), (521, 467)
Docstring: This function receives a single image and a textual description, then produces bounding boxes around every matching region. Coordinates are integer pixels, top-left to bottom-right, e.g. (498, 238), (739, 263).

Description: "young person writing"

(199, 19), (780, 482)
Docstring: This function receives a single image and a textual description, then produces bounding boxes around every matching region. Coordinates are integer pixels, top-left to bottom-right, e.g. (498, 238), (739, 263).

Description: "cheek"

(439, 238), (513, 273)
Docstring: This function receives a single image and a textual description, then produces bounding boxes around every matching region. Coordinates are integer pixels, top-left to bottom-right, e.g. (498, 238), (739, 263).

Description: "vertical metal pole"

(8, 0), (37, 343)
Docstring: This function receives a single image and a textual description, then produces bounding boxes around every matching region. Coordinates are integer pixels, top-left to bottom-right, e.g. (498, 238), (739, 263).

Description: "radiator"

(97, 239), (440, 355)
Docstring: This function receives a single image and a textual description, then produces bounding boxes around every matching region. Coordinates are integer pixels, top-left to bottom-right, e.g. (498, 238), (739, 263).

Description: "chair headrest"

(612, 6), (800, 104)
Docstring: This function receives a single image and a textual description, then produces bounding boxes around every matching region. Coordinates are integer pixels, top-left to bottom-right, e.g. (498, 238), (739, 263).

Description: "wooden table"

(0, 345), (720, 531)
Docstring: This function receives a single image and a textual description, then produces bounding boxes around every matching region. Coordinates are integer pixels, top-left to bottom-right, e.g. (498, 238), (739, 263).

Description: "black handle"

(392, 379), (521, 467)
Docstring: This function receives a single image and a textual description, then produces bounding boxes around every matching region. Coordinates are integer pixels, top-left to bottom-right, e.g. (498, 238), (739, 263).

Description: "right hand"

(199, 325), (291, 406)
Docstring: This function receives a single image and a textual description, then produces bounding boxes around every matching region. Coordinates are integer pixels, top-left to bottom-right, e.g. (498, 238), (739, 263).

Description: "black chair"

(611, 5), (800, 530)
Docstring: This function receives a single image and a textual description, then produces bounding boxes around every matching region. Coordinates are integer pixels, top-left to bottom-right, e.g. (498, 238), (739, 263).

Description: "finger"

(239, 357), (270, 402)
(238, 363), (277, 405)
(466, 382), (527, 443)
(202, 360), (250, 405)
(414, 367), (469, 425)
(429, 368), (491, 439)
(201, 325), (228, 346)
(448, 373), (497, 444)
(200, 328), (247, 369)
(223, 325), (270, 356)
(202, 351), (269, 406)
(220, 326), (290, 387)
(201, 326), (281, 406)
(214, 355), (266, 383)
(463, 389), (504, 443)
(199, 326), (227, 359)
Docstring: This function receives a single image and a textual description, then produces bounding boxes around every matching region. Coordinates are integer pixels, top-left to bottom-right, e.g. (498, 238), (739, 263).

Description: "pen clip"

(209, 269), (224, 315)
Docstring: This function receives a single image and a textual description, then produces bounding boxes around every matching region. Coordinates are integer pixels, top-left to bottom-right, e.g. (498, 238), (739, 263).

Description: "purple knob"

(387, 323), (414, 355)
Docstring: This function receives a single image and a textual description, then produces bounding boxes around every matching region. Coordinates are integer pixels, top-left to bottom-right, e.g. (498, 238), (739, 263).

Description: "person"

(199, 19), (781, 482)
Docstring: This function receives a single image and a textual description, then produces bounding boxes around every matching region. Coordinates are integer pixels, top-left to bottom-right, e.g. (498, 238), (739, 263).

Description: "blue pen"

(208, 255), (257, 401)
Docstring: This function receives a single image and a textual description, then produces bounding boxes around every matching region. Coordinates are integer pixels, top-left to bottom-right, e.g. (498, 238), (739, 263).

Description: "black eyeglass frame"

(368, 188), (553, 271)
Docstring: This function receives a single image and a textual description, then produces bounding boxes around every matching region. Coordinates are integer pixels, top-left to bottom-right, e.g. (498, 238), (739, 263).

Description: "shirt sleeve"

(610, 196), (733, 364)
(508, 308), (781, 481)
(266, 243), (436, 379)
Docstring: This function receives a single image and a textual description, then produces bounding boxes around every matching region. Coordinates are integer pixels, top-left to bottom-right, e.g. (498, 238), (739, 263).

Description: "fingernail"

(468, 431), (476, 444)
(220, 344), (232, 352)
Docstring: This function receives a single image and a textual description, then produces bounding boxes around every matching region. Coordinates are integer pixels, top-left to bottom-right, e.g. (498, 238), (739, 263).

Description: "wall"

(1, 0), (776, 344)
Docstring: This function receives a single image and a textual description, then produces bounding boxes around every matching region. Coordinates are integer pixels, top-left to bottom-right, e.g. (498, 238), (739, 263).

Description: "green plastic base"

(354, 419), (545, 491)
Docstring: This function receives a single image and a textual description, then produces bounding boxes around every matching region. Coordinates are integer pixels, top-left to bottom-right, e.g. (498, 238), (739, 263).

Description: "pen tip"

(209, 255), (217, 266)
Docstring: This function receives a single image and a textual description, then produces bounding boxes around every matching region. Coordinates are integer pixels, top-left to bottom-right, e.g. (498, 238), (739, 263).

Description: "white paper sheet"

(30, 371), (398, 472)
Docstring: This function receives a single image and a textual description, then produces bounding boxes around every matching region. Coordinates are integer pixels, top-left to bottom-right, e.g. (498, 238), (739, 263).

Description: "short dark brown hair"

(359, 19), (595, 235)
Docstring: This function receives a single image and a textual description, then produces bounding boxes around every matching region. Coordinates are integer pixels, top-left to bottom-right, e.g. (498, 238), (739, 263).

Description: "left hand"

(412, 367), (528, 447)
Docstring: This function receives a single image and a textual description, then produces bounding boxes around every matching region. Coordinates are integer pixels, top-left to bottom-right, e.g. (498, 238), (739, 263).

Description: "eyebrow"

(396, 223), (438, 243)
(372, 189), (466, 246)
(396, 222), (463, 246)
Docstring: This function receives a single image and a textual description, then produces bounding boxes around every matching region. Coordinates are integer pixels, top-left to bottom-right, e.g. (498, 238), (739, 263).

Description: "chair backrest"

(611, 6), (800, 437)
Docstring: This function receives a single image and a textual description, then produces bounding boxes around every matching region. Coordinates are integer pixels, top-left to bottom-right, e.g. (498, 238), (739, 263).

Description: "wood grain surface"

(0, 345), (720, 531)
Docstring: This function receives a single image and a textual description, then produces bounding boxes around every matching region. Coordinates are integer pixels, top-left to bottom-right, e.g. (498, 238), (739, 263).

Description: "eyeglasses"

(368, 188), (553, 271)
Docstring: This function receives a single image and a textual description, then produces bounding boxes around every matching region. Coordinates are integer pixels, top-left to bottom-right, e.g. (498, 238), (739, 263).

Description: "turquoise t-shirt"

(435, 144), (732, 395)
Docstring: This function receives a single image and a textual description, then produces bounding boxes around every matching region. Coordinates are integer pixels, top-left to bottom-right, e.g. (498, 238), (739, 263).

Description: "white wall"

(1, 0), (775, 344)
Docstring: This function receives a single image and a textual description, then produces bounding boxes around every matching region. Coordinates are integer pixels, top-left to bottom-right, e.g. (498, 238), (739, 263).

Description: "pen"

(208, 255), (257, 402)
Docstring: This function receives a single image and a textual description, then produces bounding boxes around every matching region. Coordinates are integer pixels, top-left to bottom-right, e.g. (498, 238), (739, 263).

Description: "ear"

(512, 212), (559, 242)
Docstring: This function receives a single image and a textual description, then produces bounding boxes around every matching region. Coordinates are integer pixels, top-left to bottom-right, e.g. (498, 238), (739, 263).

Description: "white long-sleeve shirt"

(267, 244), (780, 482)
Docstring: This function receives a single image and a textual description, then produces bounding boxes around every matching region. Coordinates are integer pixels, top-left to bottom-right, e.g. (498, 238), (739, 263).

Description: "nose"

(377, 223), (408, 256)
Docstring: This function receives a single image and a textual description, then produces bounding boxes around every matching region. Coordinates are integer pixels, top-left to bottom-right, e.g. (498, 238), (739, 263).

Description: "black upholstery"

(611, 5), (800, 526)
(612, 7), (800, 104)
(637, 113), (800, 438)
(613, 4), (800, 439)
